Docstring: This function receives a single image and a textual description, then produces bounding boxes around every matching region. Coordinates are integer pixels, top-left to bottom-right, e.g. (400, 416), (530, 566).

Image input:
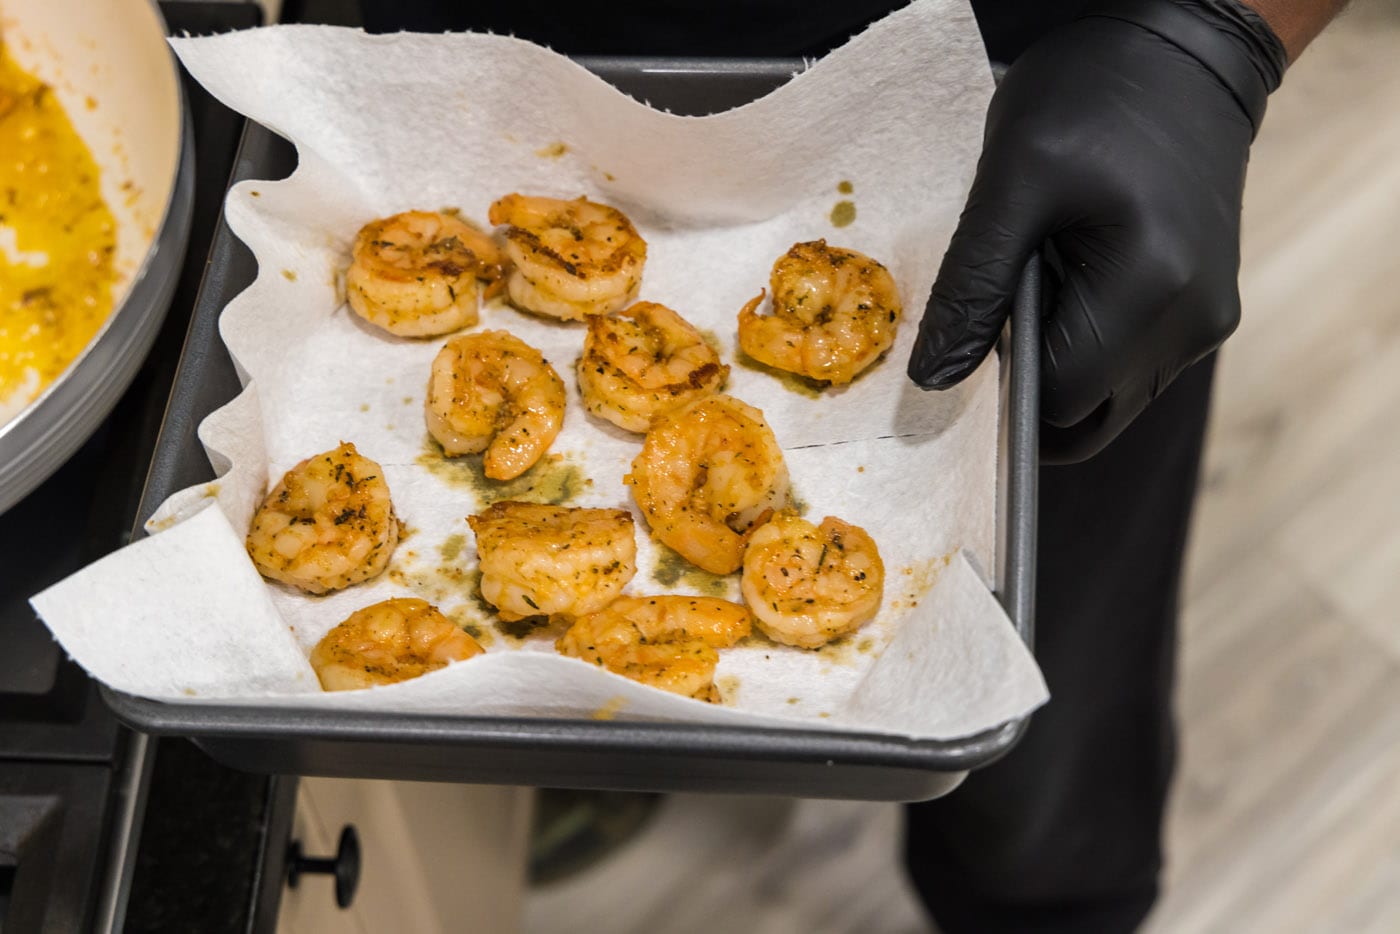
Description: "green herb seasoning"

(417, 437), (584, 505)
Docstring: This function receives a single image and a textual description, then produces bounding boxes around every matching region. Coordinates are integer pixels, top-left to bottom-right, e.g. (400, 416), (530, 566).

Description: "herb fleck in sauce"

(651, 542), (735, 597)
(735, 349), (827, 398)
(417, 437), (584, 506)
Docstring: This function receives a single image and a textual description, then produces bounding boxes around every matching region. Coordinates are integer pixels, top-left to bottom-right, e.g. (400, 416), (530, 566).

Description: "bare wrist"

(1240, 0), (1349, 60)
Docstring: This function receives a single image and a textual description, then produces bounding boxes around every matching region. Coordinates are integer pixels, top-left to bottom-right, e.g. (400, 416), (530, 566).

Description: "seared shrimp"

(626, 394), (789, 575)
(741, 512), (885, 648)
(468, 502), (637, 621)
(488, 194), (646, 321)
(577, 302), (729, 433)
(245, 442), (399, 594)
(310, 598), (484, 691)
(557, 595), (753, 700)
(346, 210), (505, 338)
(738, 240), (901, 385)
(425, 330), (566, 480)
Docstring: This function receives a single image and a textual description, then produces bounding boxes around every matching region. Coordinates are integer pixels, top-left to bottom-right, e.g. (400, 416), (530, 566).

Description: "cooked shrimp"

(425, 330), (566, 480)
(346, 210), (505, 338)
(245, 442), (399, 594)
(577, 302), (729, 433)
(741, 512), (885, 648)
(468, 502), (637, 621)
(310, 598), (484, 691)
(626, 394), (789, 575)
(738, 240), (901, 385)
(487, 194), (646, 321)
(557, 595), (753, 700)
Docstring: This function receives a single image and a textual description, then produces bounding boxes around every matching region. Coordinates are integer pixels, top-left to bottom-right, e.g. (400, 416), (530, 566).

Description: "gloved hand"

(907, 0), (1288, 463)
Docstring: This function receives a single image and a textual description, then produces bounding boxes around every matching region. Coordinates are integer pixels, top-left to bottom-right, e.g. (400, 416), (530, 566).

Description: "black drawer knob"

(287, 825), (360, 909)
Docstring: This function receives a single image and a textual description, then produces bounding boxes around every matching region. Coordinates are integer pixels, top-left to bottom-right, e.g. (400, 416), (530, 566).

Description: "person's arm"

(907, 0), (1349, 462)
(1242, 0), (1349, 60)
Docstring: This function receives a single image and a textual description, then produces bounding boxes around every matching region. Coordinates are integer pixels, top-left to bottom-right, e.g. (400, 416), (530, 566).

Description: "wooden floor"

(1146, 2), (1400, 931)
(525, 6), (1400, 932)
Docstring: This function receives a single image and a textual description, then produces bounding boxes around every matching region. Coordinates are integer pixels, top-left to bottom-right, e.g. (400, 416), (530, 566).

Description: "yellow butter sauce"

(0, 42), (117, 413)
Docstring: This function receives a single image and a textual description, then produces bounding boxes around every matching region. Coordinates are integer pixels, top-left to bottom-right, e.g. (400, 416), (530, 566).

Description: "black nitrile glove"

(908, 0), (1288, 463)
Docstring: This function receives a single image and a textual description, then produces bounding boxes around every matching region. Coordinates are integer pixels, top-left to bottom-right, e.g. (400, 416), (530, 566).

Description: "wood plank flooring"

(1147, 2), (1400, 931)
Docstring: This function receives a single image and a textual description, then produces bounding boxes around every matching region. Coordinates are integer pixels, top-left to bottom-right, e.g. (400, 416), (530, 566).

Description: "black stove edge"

(246, 775), (299, 934)
(88, 733), (155, 933)
(83, 4), (268, 933)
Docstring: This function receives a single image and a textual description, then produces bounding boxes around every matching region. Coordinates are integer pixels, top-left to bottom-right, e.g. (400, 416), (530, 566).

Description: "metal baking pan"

(103, 58), (1039, 802)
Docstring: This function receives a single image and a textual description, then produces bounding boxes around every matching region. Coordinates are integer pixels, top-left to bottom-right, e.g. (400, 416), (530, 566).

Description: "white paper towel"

(31, 0), (1048, 740)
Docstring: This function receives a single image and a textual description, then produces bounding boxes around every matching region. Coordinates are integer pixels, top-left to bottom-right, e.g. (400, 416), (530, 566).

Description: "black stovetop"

(0, 3), (283, 932)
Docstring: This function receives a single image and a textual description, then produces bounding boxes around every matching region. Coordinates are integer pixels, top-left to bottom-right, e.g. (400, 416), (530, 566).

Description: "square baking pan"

(102, 58), (1040, 802)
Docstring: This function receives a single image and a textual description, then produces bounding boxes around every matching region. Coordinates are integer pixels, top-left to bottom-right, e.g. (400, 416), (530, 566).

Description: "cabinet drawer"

(277, 780), (533, 933)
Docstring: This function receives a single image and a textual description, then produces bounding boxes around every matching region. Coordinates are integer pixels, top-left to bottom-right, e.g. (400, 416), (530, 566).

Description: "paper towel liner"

(32, 0), (1047, 740)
